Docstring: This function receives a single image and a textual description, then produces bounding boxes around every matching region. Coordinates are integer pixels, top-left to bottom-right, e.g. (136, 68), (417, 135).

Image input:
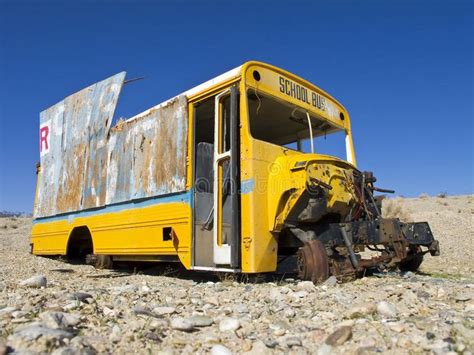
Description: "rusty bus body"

(32, 61), (439, 281)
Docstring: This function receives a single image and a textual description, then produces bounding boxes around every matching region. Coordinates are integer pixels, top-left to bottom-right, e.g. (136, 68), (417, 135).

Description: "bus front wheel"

(297, 240), (329, 284)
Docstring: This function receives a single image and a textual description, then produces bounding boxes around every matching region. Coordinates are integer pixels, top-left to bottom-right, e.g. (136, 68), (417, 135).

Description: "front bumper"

(291, 217), (440, 274)
(314, 218), (439, 255)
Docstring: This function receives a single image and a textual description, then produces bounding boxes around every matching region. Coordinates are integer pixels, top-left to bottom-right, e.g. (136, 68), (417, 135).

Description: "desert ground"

(0, 195), (473, 354)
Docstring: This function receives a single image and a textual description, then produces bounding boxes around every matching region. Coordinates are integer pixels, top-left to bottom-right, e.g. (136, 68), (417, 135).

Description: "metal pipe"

(306, 111), (314, 154)
(123, 76), (145, 85)
(340, 226), (359, 269)
(365, 186), (381, 216)
(372, 187), (395, 193)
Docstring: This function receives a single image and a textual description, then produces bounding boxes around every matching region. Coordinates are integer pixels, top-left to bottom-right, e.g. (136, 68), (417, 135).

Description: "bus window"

(247, 90), (344, 158)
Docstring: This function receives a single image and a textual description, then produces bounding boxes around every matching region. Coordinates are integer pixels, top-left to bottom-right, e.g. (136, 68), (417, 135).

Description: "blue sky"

(0, 0), (472, 212)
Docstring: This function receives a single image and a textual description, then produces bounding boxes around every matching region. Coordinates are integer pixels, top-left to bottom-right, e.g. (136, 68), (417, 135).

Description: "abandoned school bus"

(32, 61), (439, 282)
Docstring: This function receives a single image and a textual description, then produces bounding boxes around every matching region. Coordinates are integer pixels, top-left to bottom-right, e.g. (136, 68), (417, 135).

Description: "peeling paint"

(36, 72), (188, 218)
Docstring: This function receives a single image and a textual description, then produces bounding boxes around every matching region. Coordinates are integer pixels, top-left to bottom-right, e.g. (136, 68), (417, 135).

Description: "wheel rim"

(297, 239), (329, 284)
(297, 244), (314, 281)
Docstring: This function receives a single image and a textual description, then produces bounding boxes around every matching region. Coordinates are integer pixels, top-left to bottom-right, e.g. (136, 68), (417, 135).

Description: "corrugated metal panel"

(35, 73), (188, 218)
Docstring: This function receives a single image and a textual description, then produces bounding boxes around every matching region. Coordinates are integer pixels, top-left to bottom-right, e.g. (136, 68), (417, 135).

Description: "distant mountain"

(0, 211), (33, 218)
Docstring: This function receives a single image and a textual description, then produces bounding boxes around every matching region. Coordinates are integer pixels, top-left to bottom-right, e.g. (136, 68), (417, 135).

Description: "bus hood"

(267, 153), (360, 232)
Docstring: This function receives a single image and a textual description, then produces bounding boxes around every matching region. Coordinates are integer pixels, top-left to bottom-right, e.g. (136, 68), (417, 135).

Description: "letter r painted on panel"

(39, 121), (50, 156)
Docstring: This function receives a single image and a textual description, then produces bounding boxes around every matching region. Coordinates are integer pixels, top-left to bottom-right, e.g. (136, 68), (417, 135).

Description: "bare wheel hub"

(297, 239), (329, 284)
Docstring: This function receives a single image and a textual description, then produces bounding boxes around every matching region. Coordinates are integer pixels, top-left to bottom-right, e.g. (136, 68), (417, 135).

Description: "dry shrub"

(216, 272), (236, 283)
(382, 198), (412, 222)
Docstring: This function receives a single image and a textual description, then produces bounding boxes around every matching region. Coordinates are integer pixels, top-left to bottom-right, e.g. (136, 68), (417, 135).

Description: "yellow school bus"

(32, 61), (439, 282)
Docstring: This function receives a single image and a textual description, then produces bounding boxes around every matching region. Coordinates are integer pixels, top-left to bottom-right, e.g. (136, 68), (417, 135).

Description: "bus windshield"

(247, 90), (346, 157)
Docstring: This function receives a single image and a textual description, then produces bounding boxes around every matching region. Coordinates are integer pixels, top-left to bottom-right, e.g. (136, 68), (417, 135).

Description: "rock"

(454, 293), (471, 302)
(465, 303), (474, 312)
(273, 328), (286, 336)
(39, 311), (80, 329)
(133, 306), (156, 317)
(283, 308), (296, 318)
(11, 310), (28, 319)
(110, 325), (121, 343)
(10, 324), (74, 342)
(324, 276), (338, 286)
(292, 290), (308, 298)
(0, 306), (17, 315)
(359, 336), (377, 348)
(452, 323), (474, 345)
(284, 337), (302, 347)
(233, 303), (249, 314)
(388, 322), (406, 333)
(145, 332), (161, 341)
(296, 281), (315, 291)
(310, 329), (326, 342)
(243, 340), (272, 355)
(67, 292), (93, 302)
(0, 341), (6, 355)
(241, 341), (252, 352)
(188, 315), (213, 327)
(417, 290), (430, 300)
(317, 343), (333, 355)
(325, 326), (352, 346)
(205, 296), (219, 306)
(262, 338), (277, 348)
(211, 344), (232, 355)
(110, 284), (139, 295)
(219, 318), (240, 332)
(428, 339), (452, 354)
(152, 306), (176, 316)
(270, 319), (290, 333)
(102, 306), (115, 317)
(170, 317), (194, 331)
(437, 288), (446, 298)
(268, 289), (283, 302)
(149, 319), (168, 330)
(346, 304), (376, 318)
(19, 275), (47, 288)
(52, 346), (94, 355)
(376, 301), (398, 318)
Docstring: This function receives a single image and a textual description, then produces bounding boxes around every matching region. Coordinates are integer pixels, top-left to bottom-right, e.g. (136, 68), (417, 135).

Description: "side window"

(219, 96), (231, 153)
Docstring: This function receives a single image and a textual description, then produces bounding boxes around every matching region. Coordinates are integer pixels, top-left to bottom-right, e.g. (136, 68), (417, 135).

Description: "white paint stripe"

(125, 66), (242, 123)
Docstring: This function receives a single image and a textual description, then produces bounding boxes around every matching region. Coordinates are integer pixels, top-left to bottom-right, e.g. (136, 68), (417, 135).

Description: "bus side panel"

(240, 149), (280, 274)
(31, 221), (70, 255)
(31, 194), (193, 269)
(239, 88), (280, 273)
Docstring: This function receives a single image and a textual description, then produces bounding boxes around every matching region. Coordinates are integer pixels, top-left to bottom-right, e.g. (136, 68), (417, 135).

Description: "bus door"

(193, 86), (240, 270)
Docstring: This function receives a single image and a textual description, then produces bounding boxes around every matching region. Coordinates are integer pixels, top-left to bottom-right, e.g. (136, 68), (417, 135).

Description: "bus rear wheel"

(85, 254), (114, 269)
(297, 239), (329, 284)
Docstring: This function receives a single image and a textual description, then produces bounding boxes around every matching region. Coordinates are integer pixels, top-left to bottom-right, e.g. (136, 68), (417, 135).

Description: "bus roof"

(126, 61), (347, 124)
(125, 65), (242, 123)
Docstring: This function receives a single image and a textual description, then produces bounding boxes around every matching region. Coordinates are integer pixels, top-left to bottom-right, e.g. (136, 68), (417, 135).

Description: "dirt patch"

(1, 196), (473, 353)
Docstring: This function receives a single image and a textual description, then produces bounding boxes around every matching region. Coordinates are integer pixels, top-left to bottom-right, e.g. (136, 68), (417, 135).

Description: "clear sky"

(0, 0), (472, 212)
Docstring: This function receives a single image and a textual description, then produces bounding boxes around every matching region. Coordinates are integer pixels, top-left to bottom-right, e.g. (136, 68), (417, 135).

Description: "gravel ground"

(0, 195), (473, 354)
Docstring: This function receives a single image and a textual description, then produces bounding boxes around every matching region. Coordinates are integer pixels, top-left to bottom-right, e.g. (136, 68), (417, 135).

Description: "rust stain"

(36, 72), (188, 218)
